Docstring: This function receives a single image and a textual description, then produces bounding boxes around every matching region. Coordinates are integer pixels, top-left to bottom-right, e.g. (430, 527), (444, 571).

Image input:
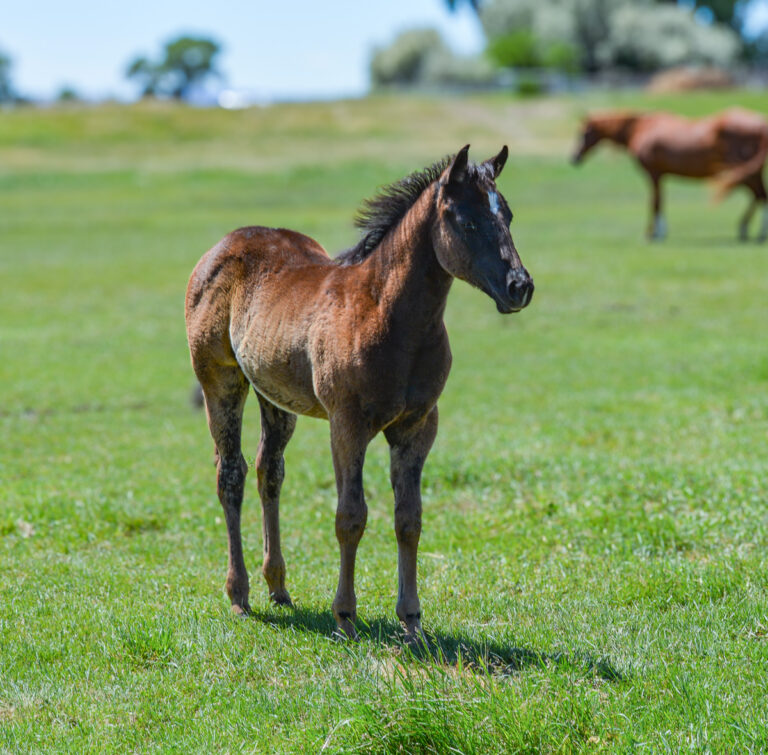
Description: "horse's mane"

(335, 155), (453, 265)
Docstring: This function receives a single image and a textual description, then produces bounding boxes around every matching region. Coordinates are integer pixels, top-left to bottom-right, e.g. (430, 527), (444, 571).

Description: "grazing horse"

(572, 108), (768, 241)
(186, 146), (534, 641)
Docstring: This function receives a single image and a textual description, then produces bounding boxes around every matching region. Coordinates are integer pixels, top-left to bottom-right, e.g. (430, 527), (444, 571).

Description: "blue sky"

(1, 1), (483, 101)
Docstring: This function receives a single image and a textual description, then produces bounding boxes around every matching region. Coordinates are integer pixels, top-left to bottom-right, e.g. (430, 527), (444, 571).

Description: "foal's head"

(432, 145), (533, 314)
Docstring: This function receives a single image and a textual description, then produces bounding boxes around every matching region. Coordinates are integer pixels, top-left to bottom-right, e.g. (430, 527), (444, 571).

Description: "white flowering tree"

(370, 29), (495, 88)
(609, 4), (742, 70)
(479, 0), (742, 72)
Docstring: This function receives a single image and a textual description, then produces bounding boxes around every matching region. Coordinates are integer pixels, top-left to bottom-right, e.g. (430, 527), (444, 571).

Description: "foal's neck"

(364, 187), (452, 330)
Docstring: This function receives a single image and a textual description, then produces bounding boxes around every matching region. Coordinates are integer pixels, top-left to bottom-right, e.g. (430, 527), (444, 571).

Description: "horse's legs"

(742, 173), (768, 242)
(198, 365), (251, 615)
(738, 194), (758, 241)
(738, 179), (766, 241)
(647, 173), (666, 240)
(759, 197), (768, 243)
(384, 407), (438, 643)
(329, 412), (371, 638)
(255, 392), (297, 606)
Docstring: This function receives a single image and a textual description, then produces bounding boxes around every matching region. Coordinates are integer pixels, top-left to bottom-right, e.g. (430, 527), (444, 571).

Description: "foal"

(185, 146), (534, 641)
(572, 109), (768, 241)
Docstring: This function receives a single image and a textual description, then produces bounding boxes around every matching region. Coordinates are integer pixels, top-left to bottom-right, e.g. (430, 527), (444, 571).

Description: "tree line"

(372, 0), (765, 88)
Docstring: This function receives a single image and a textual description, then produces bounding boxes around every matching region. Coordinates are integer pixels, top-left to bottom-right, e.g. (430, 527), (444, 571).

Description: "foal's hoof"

(269, 589), (293, 607)
(403, 623), (429, 653)
(333, 615), (359, 642)
(231, 601), (251, 617)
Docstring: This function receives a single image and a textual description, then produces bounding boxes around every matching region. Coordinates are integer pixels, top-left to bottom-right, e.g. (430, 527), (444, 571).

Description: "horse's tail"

(714, 127), (768, 201)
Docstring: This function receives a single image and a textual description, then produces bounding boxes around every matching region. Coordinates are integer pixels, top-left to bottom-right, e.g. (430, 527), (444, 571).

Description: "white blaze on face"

(488, 190), (500, 215)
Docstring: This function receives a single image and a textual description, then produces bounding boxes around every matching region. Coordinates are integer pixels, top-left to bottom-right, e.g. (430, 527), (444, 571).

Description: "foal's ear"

(448, 144), (470, 186)
(484, 145), (508, 179)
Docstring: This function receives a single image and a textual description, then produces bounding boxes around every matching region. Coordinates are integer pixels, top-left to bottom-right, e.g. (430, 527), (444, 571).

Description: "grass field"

(1, 91), (767, 753)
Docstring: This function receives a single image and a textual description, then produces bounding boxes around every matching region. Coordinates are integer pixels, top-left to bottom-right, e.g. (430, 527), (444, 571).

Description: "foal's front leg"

(384, 407), (438, 643)
(329, 413), (371, 639)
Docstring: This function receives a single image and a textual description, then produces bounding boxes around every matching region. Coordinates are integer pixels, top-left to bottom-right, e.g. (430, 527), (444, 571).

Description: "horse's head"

(572, 112), (640, 164)
(432, 145), (533, 314)
(571, 117), (603, 164)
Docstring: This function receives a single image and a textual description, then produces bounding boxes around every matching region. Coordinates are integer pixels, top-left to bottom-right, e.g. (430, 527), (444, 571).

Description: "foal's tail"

(714, 128), (768, 201)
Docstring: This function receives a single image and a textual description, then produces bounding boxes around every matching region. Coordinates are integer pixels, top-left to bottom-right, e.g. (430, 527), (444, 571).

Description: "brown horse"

(185, 146), (534, 641)
(572, 108), (768, 241)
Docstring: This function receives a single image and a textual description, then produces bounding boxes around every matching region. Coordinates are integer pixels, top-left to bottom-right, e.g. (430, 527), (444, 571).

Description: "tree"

(480, 0), (635, 73)
(56, 85), (80, 104)
(126, 36), (221, 100)
(610, 3), (741, 69)
(126, 56), (161, 98)
(655, 0), (743, 30)
(444, 0), (482, 10)
(370, 29), (447, 86)
(370, 28), (495, 88)
(448, 0), (747, 31)
(0, 49), (14, 103)
(479, 0), (742, 73)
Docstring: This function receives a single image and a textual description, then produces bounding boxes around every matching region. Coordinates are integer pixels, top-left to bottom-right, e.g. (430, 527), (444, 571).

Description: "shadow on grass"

(249, 605), (626, 683)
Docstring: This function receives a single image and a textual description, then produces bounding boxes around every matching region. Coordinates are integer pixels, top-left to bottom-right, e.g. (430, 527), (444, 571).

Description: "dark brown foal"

(186, 146), (534, 641)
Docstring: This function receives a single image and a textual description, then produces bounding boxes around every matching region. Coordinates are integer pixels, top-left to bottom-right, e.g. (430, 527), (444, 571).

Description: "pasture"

(1, 91), (767, 752)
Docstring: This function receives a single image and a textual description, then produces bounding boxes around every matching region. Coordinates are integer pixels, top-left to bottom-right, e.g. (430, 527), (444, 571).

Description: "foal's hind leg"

(385, 408), (438, 644)
(198, 366), (251, 615)
(255, 393), (297, 606)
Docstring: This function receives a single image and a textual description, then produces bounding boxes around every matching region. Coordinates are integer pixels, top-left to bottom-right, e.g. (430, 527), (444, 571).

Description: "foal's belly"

(234, 343), (328, 419)
(251, 375), (328, 419)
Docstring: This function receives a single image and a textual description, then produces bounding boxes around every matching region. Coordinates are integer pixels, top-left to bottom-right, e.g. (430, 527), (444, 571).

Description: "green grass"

(1, 91), (767, 753)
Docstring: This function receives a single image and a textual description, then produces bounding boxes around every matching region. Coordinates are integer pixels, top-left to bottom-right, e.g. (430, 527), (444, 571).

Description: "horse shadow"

(248, 605), (626, 683)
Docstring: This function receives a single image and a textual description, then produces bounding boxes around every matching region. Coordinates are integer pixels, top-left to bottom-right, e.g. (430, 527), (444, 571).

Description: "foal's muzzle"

(502, 268), (534, 313)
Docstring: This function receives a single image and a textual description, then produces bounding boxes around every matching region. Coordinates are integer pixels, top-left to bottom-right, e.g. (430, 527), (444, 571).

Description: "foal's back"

(186, 226), (330, 353)
(188, 226), (331, 307)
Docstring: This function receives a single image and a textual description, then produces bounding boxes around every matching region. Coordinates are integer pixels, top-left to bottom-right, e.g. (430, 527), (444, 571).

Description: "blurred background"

(3, 0), (768, 105)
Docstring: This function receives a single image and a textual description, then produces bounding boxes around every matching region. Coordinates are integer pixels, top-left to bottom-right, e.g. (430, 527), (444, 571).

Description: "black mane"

(335, 155), (454, 265)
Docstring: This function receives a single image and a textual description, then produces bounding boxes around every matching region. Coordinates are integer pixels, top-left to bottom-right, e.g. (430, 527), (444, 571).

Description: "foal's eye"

(462, 221), (477, 233)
